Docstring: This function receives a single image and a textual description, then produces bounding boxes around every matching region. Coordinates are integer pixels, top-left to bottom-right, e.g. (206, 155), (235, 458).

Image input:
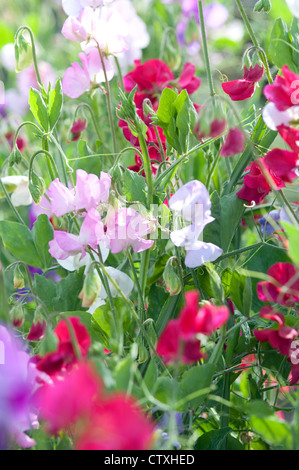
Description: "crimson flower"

(277, 124), (299, 154)
(27, 319), (47, 342)
(220, 127), (245, 157)
(34, 317), (91, 377)
(263, 148), (298, 183)
(264, 65), (299, 111)
(70, 118), (87, 141)
(222, 64), (264, 101)
(257, 262), (299, 306)
(236, 159), (285, 204)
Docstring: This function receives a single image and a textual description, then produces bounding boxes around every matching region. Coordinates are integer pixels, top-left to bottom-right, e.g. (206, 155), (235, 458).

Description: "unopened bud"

(13, 265), (25, 289)
(8, 146), (22, 167)
(254, 0), (271, 13)
(79, 267), (102, 308)
(29, 171), (46, 204)
(11, 303), (25, 328)
(163, 257), (182, 296)
(15, 35), (33, 72)
(27, 306), (46, 341)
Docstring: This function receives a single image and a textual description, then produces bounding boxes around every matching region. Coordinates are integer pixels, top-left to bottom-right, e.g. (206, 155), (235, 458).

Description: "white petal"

(286, 0), (299, 18)
(184, 241), (223, 268)
(62, 0), (82, 16)
(262, 102), (299, 131)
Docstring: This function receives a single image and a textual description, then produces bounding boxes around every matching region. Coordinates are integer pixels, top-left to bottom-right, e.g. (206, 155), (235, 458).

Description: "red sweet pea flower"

(36, 361), (102, 434)
(179, 291), (229, 339)
(27, 320), (47, 342)
(236, 159), (285, 204)
(177, 62), (201, 94)
(156, 319), (206, 364)
(263, 148), (298, 183)
(220, 127), (245, 157)
(257, 262), (299, 306)
(35, 317), (91, 377)
(254, 306), (298, 356)
(75, 394), (155, 450)
(70, 118), (87, 141)
(264, 65), (299, 111)
(277, 124), (299, 154)
(222, 64), (264, 101)
(127, 126), (167, 176)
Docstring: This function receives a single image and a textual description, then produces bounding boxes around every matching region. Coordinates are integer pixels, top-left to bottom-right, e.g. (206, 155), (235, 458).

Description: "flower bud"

(160, 29), (181, 71)
(10, 303), (25, 328)
(29, 171), (46, 204)
(13, 265), (25, 289)
(79, 267), (102, 308)
(8, 146), (23, 167)
(27, 307), (47, 341)
(14, 35), (33, 72)
(163, 257), (182, 296)
(254, 0), (271, 13)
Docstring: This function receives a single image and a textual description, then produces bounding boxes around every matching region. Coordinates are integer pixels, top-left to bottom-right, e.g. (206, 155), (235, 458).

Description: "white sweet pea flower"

(262, 102), (299, 131)
(87, 266), (134, 315)
(286, 0), (299, 17)
(1, 175), (33, 207)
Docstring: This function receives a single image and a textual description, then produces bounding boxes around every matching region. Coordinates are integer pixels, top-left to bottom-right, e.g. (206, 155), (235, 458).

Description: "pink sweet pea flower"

(263, 148), (298, 183)
(220, 127), (245, 157)
(264, 65), (299, 111)
(48, 169), (111, 217)
(222, 64), (264, 101)
(62, 48), (114, 99)
(61, 15), (88, 42)
(277, 124), (299, 154)
(105, 207), (154, 254)
(257, 262), (299, 306)
(49, 208), (104, 260)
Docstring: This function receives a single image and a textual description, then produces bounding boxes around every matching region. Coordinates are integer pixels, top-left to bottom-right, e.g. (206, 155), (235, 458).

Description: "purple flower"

(0, 325), (40, 449)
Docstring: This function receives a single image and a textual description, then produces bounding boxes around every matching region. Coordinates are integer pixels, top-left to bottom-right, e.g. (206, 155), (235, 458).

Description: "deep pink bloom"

(277, 124), (299, 154)
(75, 393), (154, 450)
(222, 64), (264, 101)
(220, 127), (245, 157)
(156, 319), (205, 365)
(70, 118), (87, 141)
(263, 148), (298, 183)
(254, 306), (298, 356)
(105, 207), (154, 254)
(177, 62), (201, 94)
(27, 320), (47, 341)
(264, 65), (299, 111)
(36, 361), (102, 434)
(236, 159), (285, 204)
(35, 317), (91, 377)
(179, 292), (229, 339)
(49, 209), (104, 260)
(194, 116), (227, 140)
(257, 262), (299, 306)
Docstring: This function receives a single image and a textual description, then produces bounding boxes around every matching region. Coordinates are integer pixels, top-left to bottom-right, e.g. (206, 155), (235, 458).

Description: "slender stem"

(197, 0), (216, 100)
(29, 149), (59, 183)
(235, 0), (273, 83)
(96, 44), (117, 154)
(75, 101), (109, 151)
(114, 56), (124, 90)
(206, 150), (221, 190)
(127, 249), (146, 322)
(15, 26), (42, 88)
(138, 129), (153, 208)
(0, 264), (9, 321)
(49, 134), (72, 186)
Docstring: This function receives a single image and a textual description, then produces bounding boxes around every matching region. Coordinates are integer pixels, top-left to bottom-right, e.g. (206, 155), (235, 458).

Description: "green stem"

(138, 129), (153, 208)
(197, 0), (216, 100)
(127, 249), (146, 322)
(235, 0), (273, 83)
(75, 101), (109, 151)
(15, 26), (42, 88)
(114, 56), (125, 90)
(29, 149), (59, 183)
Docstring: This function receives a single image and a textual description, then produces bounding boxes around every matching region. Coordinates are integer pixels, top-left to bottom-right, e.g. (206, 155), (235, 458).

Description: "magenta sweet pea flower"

(105, 207), (154, 254)
(222, 64), (264, 101)
(257, 262), (299, 306)
(220, 127), (245, 157)
(62, 48), (114, 99)
(49, 208), (104, 260)
(263, 148), (298, 183)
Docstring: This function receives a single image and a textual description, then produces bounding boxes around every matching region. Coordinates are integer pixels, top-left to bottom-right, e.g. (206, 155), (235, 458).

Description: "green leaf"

(156, 87), (177, 123)
(32, 214), (54, 269)
(250, 415), (292, 449)
(220, 191), (244, 252)
(143, 359), (158, 393)
(281, 221), (299, 267)
(34, 274), (57, 311)
(28, 87), (49, 131)
(268, 18), (293, 70)
(114, 356), (134, 391)
(123, 168), (147, 206)
(48, 79), (63, 130)
(52, 270), (85, 312)
(179, 364), (215, 410)
(0, 220), (42, 268)
(195, 427), (232, 450)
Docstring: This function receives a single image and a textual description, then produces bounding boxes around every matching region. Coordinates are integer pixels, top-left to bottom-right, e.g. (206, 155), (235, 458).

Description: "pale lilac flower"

(0, 325), (40, 449)
(48, 169), (111, 217)
(49, 208), (104, 260)
(105, 207), (154, 254)
(17, 62), (56, 99)
(61, 0), (110, 17)
(62, 48), (114, 99)
(169, 181), (222, 268)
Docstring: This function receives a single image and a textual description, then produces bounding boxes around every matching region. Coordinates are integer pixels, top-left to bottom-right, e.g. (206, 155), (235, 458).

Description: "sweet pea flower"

(169, 180), (222, 268)
(286, 0), (299, 17)
(264, 65), (299, 111)
(258, 210), (281, 235)
(48, 169), (111, 217)
(257, 262), (299, 306)
(105, 207), (154, 254)
(220, 127), (246, 157)
(263, 148), (298, 183)
(262, 102), (299, 131)
(49, 208), (104, 260)
(277, 124), (299, 154)
(0, 325), (40, 449)
(62, 48), (114, 99)
(222, 64), (264, 101)
(0, 175), (32, 207)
